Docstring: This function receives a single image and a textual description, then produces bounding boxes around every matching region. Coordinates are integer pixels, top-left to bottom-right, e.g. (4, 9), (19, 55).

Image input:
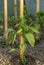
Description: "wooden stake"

(36, 0), (40, 40)
(36, 0), (40, 12)
(14, 0), (17, 17)
(20, 0), (24, 16)
(4, 0), (8, 41)
(20, 0), (24, 58)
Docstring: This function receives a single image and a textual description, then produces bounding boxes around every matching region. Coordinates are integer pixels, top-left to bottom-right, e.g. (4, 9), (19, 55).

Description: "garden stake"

(20, 0), (24, 62)
(36, 0), (40, 20)
(14, 0), (17, 17)
(36, 0), (40, 12)
(4, 0), (8, 41)
(36, 0), (40, 40)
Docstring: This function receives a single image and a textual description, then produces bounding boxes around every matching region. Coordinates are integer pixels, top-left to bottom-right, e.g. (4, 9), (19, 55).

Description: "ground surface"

(0, 40), (44, 65)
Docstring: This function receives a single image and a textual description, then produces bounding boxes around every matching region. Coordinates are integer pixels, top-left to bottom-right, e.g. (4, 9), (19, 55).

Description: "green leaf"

(34, 23), (40, 30)
(4, 28), (14, 35)
(0, 25), (3, 29)
(11, 33), (16, 44)
(29, 26), (39, 34)
(0, 13), (3, 21)
(9, 48), (16, 53)
(0, 16), (3, 21)
(25, 32), (35, 47)
(20, 43), (27, 53)
(9, 32), (16, 44)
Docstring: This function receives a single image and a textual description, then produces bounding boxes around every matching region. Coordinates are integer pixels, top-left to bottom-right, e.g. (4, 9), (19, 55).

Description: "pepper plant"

(36, 12), (44, 26)
(4, 8), (44, 65)
(4, 15), (40, 65)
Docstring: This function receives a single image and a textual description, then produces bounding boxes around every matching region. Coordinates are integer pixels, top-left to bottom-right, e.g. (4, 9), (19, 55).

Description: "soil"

(0, 45), (37, 65)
